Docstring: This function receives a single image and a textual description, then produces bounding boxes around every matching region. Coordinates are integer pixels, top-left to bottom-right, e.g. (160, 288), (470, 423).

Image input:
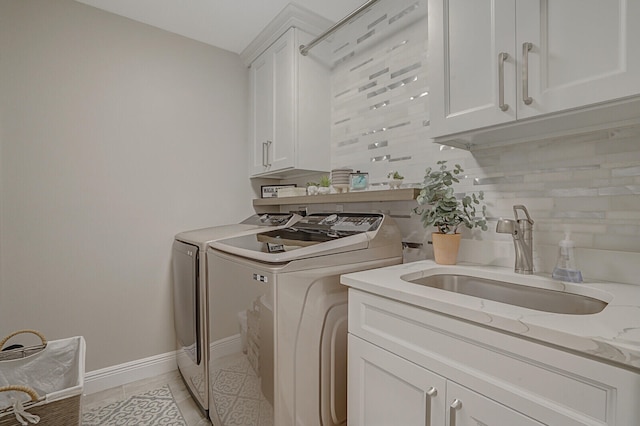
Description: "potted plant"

(318, 175), (331, 195)
(306, 181), (319, 195)
(414, 161), (487, 264)
(387, 171), (404, 189)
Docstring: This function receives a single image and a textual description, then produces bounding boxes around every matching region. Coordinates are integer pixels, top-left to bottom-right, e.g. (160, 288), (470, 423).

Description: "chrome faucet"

(496, 205), (535, 274)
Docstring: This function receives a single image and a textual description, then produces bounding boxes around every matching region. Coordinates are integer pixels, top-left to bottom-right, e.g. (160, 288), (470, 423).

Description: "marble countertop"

(341, 260), (640, 372)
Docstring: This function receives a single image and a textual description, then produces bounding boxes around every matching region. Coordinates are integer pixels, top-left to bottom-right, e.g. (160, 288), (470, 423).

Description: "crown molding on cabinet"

(240, 3), (333, 66)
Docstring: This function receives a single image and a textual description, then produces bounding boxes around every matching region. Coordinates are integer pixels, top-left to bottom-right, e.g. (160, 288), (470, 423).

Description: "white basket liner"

(0, 336), (85, 411)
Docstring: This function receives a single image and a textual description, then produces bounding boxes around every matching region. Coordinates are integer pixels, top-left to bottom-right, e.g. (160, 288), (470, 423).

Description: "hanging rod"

(299, 0), (382, 56)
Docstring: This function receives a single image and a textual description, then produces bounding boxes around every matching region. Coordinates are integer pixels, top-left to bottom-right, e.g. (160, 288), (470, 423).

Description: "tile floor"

(82, 370), (210, 425)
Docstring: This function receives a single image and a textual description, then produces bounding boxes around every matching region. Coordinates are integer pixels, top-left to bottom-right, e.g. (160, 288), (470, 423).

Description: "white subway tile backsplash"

(612, 165), (640, 177)
(598, 185), (640, 196)
(594, 234), (640, 252)
(549, 188), (599, 197)
(553, 196), (610, 212)
(606, 211), (640, 220)
(545, 223), (608, 234)
(570, 168), (610, 180)
(472, 175), (524, 186)
(591, 177), (634, 188)
(611, 194), (640, 210)
(494, 198), (554, 212)
(607, 224), (640, 235)
(550, 211), (606, 219)
(604, 149), (640, 166)
(535, 231), (595, 248)
(596, 135), (640, 154)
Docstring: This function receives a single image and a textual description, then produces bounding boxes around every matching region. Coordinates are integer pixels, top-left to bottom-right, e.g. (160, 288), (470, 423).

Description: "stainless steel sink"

(404, 274), (607, 314)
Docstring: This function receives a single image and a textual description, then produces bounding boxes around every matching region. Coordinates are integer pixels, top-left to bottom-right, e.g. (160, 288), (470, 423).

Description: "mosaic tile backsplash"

(329, 0), (428, 184)
(466, 125), (640, 253)
(324, 0), (640, 254)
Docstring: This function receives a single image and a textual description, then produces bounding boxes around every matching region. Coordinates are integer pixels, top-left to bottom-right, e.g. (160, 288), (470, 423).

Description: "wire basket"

(0, 330), (85, 426)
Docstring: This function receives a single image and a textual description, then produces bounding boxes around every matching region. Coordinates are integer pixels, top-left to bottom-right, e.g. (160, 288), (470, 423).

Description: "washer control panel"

(296, 213), (383, 233)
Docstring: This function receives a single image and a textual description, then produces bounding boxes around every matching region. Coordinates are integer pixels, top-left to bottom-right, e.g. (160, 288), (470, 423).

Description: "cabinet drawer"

(348, 289), (617, 424)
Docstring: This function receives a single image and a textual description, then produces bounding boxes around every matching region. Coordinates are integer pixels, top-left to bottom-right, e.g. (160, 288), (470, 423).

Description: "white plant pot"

(388, 179), (403, 189)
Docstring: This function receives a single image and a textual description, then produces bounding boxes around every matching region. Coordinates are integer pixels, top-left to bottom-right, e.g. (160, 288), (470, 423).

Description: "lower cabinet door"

(446, 381), (544, 426)
(348, 334), (446, 426)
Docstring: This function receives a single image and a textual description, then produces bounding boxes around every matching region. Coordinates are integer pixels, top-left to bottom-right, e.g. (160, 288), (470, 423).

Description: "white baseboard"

(84, 350), (177, 395)
(83, 335), (243, 396)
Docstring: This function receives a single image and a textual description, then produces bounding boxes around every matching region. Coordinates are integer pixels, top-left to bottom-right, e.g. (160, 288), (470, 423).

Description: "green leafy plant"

(318, 175), (331, 187)
(414, 161), (487, 234)
(387, 171), (404, 180)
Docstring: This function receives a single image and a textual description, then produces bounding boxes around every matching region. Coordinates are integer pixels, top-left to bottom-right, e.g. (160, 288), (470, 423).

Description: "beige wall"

(0, 0), (252, 370)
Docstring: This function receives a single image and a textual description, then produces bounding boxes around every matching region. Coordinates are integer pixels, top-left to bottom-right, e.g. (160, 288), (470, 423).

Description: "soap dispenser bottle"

(552, 232), (583, 283)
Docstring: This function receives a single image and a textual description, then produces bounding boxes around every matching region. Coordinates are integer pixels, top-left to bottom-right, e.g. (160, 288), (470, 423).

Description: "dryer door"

(172, 240), (201, 365)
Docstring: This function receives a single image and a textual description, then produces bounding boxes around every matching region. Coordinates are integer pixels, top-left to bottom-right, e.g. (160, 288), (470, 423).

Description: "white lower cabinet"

(349, 335), (542, 426)
(445, 381), (543, 426)
(349, 334), (445, 426)
(347, 289), (640, 425)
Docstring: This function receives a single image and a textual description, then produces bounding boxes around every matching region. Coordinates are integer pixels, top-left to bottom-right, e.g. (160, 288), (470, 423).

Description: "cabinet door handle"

(449, 398), (462, 426)
(498, 52), (509, 111)
(262, 140), (272, 167)
(425, 387), (437, 426)
(522, 42), (533, 105)
(262, 141), (268, 167)
(266, 140), (272, 167)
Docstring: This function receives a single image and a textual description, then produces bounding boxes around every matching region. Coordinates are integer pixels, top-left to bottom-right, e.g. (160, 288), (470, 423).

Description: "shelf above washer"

(253, 188), (420, 206)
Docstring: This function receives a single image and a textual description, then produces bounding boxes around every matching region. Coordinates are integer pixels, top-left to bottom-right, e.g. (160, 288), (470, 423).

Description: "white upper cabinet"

(251, 49), (276, 174)
(517, 0), (640, 118)
(429, 0), (517, 135)
(249, 27), (330, 178)
(250, 30), (294, 176)
(429, 0), (640, 147)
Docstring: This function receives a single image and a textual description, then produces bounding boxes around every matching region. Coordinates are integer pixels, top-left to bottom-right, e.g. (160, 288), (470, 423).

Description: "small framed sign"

(261, 184), (296, 198)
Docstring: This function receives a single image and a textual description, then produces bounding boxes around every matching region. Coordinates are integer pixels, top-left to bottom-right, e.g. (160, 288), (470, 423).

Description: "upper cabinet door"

(429, 0), (516, 137)
(270, 30), (296, 173)
(250, 53), (274, 175)
(516, 0), (640, 119)
(249, 29), (296, 176)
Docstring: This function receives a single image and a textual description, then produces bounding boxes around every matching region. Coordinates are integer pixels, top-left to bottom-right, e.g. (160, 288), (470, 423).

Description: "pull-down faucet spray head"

(496, 205), (534, 274)
(495, 218), (517, 236)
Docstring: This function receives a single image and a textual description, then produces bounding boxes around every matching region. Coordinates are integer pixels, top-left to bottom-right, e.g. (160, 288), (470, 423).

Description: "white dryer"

(172, 213), (300, 417)
(206, 213), (403, 426)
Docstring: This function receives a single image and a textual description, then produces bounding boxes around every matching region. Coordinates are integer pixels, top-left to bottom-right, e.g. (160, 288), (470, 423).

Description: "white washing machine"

(172, 213), (300, 418)
(206, 213), (403, 426)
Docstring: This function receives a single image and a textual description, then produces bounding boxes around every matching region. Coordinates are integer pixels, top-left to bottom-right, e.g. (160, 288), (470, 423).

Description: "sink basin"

(404, 274), (608, 315)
